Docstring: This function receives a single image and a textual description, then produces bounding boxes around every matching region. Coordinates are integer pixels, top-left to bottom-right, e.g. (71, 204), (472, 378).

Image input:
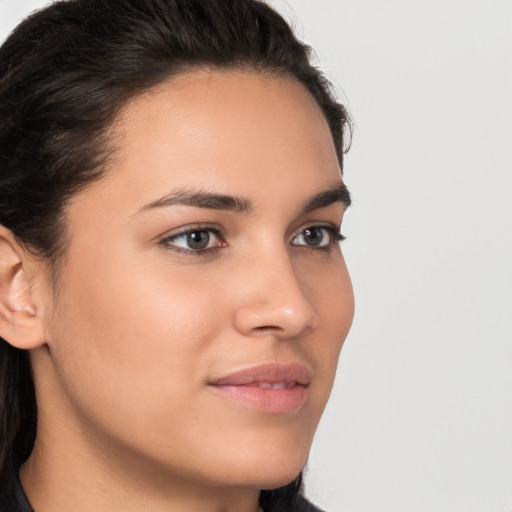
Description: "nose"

(232, 250), (320, 339)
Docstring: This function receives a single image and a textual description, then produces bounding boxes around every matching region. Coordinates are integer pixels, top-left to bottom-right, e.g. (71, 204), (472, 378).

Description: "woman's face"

(36, 70), (354, 490)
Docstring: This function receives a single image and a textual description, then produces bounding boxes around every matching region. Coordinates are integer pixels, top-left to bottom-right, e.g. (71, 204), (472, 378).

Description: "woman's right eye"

(161, 228), (226, 253)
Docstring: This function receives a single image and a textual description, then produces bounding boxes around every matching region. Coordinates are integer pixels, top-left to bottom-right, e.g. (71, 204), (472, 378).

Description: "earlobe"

(0, 226), (46, 350)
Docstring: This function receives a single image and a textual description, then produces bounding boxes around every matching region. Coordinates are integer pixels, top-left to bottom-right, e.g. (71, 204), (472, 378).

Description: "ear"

(0, 226), (47, 349)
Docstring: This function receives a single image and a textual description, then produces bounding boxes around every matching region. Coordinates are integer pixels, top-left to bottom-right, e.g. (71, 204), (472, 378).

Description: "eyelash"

(159, 224), (346, 255)
(159, 224), (225, 255)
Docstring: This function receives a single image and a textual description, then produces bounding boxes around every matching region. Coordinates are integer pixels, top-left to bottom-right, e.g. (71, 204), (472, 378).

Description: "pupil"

(187, 231), (210, 249)
(304, 228), (323, 246)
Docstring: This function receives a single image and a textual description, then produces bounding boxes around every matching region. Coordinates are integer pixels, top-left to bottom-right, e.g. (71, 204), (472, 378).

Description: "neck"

(20, 412), (261, 512)
(21, 445), (262, 512)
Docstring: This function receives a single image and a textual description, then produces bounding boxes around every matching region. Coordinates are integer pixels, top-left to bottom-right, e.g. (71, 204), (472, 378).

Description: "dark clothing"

(1, 477), (324, 512)
(292, 495), (325, 512)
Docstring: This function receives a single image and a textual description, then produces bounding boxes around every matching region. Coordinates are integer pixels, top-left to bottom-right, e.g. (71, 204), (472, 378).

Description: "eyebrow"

(137, 182), (351, 216)
(300, 183), (351, 214)
(138, 188), (254, 214)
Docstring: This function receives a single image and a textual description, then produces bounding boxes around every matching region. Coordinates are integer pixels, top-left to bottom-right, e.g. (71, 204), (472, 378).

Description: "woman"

(0, 1), (353, 511)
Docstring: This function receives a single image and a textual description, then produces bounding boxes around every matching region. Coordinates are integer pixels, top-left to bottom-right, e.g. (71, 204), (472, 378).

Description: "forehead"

(109, 69), (340, 189)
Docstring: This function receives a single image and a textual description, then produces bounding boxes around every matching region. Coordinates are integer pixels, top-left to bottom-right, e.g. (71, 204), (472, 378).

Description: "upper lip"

(209, 363), (311, 387)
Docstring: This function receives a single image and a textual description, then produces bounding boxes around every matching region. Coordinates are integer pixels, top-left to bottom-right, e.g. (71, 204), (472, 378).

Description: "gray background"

(2, 1), (512, 511)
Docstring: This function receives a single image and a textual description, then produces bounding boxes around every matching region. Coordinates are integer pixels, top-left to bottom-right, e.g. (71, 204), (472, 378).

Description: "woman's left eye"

(161, 228), (225, 252)
(291, 226), (344, 248)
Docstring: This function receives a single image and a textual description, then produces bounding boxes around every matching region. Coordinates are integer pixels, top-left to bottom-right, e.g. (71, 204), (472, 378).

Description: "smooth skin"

(0, 69), (354, 512)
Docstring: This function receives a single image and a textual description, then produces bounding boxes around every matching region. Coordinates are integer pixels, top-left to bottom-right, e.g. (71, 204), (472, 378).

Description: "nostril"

(242, 314), (318, 339)
(252, 325), (283, 336)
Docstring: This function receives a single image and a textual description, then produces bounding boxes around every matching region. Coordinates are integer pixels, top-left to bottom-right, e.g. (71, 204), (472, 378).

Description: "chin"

(220, 439), (311, 490)
(222, 465), (304, 492)
(256, 469), (304, 492)
(211, 410), (319, 489)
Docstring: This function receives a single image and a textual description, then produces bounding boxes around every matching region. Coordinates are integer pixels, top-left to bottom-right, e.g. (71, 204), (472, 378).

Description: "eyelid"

(290, 221), (339, 240)
(290, 222), (345, 248)
(158, 223), (226, 254)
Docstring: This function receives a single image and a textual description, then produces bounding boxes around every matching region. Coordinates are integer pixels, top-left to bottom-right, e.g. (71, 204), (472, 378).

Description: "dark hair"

(0, 0), (351, 509)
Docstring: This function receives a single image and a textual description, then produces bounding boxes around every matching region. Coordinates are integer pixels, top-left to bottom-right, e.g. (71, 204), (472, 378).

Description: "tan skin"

(0, 70), (354, 512)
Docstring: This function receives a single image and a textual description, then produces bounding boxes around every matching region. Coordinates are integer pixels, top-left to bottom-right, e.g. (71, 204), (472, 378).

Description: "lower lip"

(209, 384), (308, 413)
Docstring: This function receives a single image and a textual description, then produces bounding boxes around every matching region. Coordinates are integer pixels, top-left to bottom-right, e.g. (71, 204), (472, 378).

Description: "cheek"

(300, 253), (354, 387)
(48, 250), (226, 422)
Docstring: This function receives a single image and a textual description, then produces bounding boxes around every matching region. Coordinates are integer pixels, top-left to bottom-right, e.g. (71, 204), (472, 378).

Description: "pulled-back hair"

(0, 0), (351, 509)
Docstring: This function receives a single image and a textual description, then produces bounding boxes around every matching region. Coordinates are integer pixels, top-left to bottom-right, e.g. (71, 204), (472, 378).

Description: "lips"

(209, 363), (311, 413)
(247, 381), (297, 389)
(211, 363), (311, 386)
